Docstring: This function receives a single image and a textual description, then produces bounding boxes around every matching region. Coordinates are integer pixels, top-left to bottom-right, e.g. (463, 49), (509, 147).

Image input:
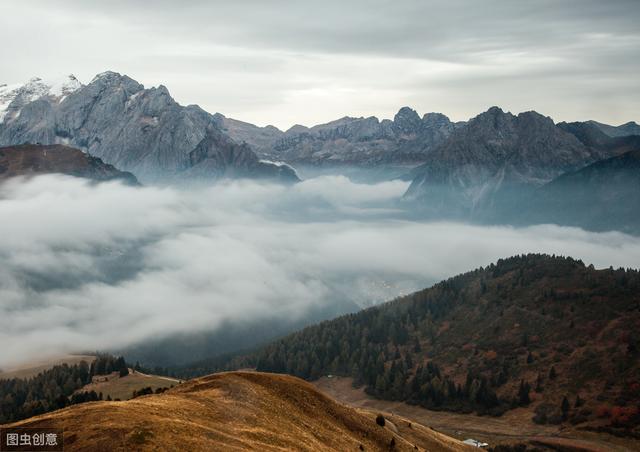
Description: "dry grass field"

(77, 370), (182, 401)
(4, 371), (472, 451)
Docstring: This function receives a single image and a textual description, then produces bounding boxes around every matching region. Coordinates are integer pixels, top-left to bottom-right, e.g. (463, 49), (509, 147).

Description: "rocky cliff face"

(0, 72), (297, 183)
(405, 107), (608, 216)
(0, 144), (139, 184)
(185, 126), (299, 182)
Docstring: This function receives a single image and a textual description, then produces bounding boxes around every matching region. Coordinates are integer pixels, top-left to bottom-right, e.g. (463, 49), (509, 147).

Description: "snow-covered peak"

(49, 74), (82, 98)
(0, 74), (83, 124)
(90, 71), (122, 83)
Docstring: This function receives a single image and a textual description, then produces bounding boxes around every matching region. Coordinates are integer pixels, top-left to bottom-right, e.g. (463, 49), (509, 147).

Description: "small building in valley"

(462, 438), (489, 448)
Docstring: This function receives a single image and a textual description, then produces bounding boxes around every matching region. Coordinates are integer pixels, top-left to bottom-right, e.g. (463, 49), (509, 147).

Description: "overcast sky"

(1, 0), (638, 129)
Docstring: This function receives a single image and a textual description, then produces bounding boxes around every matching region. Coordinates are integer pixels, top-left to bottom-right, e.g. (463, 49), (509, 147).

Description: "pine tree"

(518, 380), (531, 406)
(561, 396), (570, 420)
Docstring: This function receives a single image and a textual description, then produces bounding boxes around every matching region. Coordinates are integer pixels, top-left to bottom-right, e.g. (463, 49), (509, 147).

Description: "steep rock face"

(0, 144), (138, 185)
(263, 107), (461, 166)
(213, 113), (284, 152)
(404, 107), (606, 216)
(0, 72), (296, 183)
(392, 106), (423, 136)
(185, 127), (299, 182)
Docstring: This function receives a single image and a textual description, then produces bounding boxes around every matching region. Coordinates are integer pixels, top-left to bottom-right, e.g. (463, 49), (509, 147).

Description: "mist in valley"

(1, 173), (639, 369)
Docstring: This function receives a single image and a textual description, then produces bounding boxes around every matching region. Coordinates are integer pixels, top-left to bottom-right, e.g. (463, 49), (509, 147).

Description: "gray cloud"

(0, 0), (638, 128)
(1, 175), (640, 369)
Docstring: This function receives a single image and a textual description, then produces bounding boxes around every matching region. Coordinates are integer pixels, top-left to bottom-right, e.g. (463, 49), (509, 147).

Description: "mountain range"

(403, 107), (609, 215)
(0, 73), (298, 183)
(1, 71), (639, 232)
(217, 107), (464, 167)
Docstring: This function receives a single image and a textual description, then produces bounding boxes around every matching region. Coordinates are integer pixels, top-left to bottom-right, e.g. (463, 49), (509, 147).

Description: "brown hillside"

(0, 144), (138, 184)
(4, 371), (470, 451)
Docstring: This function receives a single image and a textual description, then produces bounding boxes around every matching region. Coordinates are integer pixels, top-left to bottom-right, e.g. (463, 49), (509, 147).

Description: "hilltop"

(3, 371), (469, 451)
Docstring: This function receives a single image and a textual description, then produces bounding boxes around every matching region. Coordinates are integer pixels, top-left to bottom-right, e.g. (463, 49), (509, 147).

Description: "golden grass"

(4, 371), (471, 451)
(77, 370), (181, 401)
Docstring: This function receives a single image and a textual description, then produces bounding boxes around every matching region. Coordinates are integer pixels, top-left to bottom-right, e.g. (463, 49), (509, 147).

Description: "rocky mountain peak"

(0, 74), (83, 124)
(421, 112), (453, 129)
(86, 71), (143, 96)
(517, 110), (555, 126)
(405, 106), (606, 214)
(393, 106), (422, 134)
(90, 70), (125, 83)
(486, 105), (504, 114)
(284, 124), (309, 135)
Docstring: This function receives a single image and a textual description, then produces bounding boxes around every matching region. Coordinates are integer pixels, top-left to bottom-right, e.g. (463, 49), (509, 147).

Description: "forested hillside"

(0, 354), (128, 423)
(203, 255), (640, 430)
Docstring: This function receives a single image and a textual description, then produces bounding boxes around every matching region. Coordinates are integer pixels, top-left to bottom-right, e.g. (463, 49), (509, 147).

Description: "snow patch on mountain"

(0, 75), (82, 124)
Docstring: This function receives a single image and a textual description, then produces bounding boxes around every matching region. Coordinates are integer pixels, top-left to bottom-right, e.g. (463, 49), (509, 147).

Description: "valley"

(315, 375), (637, 451)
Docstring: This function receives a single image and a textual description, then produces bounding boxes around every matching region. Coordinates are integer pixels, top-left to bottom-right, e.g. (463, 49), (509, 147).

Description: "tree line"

(0, 354), (129, 423)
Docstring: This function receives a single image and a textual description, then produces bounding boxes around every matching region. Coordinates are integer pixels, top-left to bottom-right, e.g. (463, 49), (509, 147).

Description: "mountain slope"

(588, 120), (640, 138)
(185, 126), (298, 182)
(0, 144), (138, 184)
(558, 121), (640, 156)
(0, 72), (297, 183)
(516, 149), (640, 233)
(3, 372), (468, 451)
(404, 107), (606, 217)
(216, 255), (640, 431)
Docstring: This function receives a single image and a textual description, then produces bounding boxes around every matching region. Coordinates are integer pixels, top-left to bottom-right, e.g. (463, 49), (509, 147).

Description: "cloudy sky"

(0, 0), (638, 129)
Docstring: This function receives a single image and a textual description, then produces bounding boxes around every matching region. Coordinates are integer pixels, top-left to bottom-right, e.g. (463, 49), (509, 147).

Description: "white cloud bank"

(1, 174), (639, 369)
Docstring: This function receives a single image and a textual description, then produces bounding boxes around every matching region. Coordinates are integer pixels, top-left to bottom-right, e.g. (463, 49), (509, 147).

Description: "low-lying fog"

(1, 174), (640, 369)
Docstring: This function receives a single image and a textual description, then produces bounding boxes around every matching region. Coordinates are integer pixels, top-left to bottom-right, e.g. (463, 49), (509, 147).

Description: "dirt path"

(131, 369), (182, 384)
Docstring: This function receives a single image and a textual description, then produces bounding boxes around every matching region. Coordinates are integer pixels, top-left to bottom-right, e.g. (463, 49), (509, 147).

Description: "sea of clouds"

(1, 174), (639, 369)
